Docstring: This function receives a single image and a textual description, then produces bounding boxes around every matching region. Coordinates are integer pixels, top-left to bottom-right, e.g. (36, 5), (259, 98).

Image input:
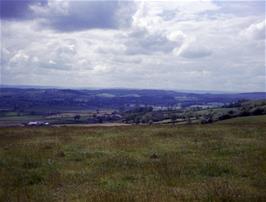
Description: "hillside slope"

(0, 115), (265, 201)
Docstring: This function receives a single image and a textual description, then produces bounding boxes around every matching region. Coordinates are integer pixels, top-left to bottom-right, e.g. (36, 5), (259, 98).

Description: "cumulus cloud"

(180, 48), (212, 59)
(240, 20), (266, 40)
(124, 28), (181, 55)
(1, 0), (136, 31)
(178, 40), (212, 59)
(1, 0), (265, 92)
(32, 0), (136, 31)
(0, 0), (47, 19)
(167, 31), (186, 43)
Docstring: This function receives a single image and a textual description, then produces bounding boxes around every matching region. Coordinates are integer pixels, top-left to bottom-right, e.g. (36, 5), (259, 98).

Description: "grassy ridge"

(0, 116), (266, 201)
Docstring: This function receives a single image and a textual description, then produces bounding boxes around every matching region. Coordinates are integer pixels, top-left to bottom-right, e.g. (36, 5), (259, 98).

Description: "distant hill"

(0, 87), (265, 112)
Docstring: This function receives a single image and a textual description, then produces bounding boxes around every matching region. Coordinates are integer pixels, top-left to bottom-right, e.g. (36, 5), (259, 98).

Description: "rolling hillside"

(1, 87), (265, 112)
(0, 115), (265, 201)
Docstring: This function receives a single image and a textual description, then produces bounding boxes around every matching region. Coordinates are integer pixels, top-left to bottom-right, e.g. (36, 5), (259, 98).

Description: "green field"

(0, 116), (266, 201)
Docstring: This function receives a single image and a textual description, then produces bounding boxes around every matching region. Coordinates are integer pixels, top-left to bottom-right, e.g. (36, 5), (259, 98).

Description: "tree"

(148, 120), (153, 125)
(186, 115), (192, 124)
(134, 117), (141, 124)
(97, 117), (103, 123)
(170, 114), (178, 125)
(74, 115), (81, 121)
(251, 107), (265, 115)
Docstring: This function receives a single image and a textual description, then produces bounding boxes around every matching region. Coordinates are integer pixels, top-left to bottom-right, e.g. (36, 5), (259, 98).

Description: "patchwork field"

(0, 115), (266, 201)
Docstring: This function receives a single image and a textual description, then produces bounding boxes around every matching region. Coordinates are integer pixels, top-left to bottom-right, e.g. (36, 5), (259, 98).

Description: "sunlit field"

(1, 115), (266, 201)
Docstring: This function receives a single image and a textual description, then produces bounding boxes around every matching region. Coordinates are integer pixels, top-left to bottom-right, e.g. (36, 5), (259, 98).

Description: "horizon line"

(1, 84), (266, 94)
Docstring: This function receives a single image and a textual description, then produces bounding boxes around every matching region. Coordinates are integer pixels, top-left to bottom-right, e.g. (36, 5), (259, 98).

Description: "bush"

(251, 107), (266, 115)
(218, 114), (233, 121)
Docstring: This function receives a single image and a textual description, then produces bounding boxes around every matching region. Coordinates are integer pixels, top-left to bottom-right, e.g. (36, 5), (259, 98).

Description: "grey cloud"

(214, 1), (265, 17)
(159, 9), (177, 21)
(0, 0), (47, 20)
(125, 29), (180, 55)
(114, 56), (142, 65)
(0, 0), (136, 31)
(1, 1), (265, 92)
(38, 43), (77, 70)
(37, 1), (136, 32)
(180, 47), (212, 58)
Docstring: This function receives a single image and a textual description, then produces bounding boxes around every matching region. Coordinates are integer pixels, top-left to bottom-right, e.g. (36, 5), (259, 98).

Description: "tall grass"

(0, 115), (265, 201)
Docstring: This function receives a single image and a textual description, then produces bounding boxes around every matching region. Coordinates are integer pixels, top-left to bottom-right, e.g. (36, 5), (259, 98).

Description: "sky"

(0, 0), (265, 92)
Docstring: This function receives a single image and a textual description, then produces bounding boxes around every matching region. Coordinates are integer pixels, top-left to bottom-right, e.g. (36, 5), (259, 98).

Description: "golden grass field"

(0, 115), (266, 201)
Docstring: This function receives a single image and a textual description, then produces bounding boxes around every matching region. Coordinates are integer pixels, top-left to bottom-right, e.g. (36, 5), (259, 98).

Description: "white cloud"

(1, 0), (265, 92)
(167, 31), (186, 43)
(124, 28), (181, 55)
(240, 20), (266, 40)
(177, 38), (212, 58)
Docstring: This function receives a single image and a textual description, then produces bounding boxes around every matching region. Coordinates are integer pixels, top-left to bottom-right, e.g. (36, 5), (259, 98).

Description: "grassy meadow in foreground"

(0, 116), (266, 201)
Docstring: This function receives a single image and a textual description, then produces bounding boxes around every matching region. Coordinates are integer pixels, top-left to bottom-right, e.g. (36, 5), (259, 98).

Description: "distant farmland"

(0, 115), (265, 201)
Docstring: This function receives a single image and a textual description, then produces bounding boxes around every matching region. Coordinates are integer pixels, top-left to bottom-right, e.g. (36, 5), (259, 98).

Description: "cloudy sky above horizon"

(0, 0), (265, 92)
